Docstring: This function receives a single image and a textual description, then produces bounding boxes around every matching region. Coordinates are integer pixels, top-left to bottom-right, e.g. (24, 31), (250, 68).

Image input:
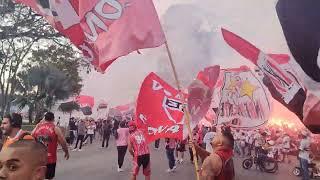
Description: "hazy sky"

(80, 0), (290, 108)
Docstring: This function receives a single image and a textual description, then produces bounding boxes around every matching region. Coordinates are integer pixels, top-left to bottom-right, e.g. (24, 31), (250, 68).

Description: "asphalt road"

(55, 137), (301, 180)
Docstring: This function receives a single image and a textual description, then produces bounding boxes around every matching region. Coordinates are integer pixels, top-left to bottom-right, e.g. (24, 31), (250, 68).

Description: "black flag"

(276, 0), (320, 83)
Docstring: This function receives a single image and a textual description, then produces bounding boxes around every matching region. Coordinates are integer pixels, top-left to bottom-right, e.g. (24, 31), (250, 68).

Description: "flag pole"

(164, 41), (200, 180)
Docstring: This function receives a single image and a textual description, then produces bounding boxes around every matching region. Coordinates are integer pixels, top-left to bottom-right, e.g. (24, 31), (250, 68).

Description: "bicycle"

(242, 148), (278, 173)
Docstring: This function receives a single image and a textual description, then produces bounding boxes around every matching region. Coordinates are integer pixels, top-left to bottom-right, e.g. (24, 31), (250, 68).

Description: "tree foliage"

(13, 65), (81, 123)
(0, 3), (89, 117)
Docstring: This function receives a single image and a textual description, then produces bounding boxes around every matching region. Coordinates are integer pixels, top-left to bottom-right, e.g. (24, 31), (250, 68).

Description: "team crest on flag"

(136, 73), (184, 143)
(217, 66), (271, 128)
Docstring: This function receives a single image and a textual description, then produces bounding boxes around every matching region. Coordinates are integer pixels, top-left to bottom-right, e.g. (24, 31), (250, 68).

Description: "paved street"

(55, 137), (301, 180)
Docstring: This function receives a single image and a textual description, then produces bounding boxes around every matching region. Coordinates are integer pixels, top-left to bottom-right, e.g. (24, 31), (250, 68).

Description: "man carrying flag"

(128, 121), (151, 180)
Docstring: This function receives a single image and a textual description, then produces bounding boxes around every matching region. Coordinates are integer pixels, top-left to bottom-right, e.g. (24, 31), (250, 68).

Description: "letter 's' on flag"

(136, 73), (184, 143)
(15, 0), (166, 72)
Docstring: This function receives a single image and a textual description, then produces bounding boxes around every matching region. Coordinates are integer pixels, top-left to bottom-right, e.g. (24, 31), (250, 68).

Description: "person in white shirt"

(253, 131), (266, 155)
(282, 133), (291, 163)
(239, 132), (246, 158)
(203, 127), (217, 153)
(299, 131), (311, 180)
(84, 120), (95, 144)
(233, 129), (241, 156)
(245, 130), (254, 156)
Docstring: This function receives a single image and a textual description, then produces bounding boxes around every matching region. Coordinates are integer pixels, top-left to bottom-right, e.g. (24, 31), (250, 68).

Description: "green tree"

(13, 65), (81, 123)
(0, 2), (90, 117)
(58, 101), (80, 118)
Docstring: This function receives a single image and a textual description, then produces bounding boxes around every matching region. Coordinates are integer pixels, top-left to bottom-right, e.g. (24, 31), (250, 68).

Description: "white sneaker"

(175, 159), (180, 164)
(173, 165), (177, 170)
(166, 168), (175, 173)
(78, 149), (83, 152)
(117, 167), (124, 172)
(179, 159), (184, 164)
(72, 148), (78, 152)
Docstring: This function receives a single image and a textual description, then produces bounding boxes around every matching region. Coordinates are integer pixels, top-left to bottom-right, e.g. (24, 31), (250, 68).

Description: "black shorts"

(176, 143), (186, 152)
(133, 154), (151, 176)
(46, 163), (56, 179)
(137, 154), (150, 168)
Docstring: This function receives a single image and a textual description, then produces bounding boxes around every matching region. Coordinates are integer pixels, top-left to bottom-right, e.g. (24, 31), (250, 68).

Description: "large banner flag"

(276, 0), (320, 85)
(222, 28), (306, 119)
(216, 66), (271, 128)
(97, 100), (108, 110)
(136, 72), (184, 143)
(76, 95), (95, 115)
(15, 0), (166, 71)
(303, 92), (320, 133)
(222, 28), (320, 133)
(187, 66), (220, 133)
(114, 102), (135, 120)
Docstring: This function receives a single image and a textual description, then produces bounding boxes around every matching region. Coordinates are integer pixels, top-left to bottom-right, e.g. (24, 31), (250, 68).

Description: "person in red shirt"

(32, 112), (70, 180)
(192, 128), (235, 180)
(128, 121), (150, 180)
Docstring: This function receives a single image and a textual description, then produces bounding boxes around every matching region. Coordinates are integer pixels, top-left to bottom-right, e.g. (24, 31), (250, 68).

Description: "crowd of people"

(0, 112), (319, 180)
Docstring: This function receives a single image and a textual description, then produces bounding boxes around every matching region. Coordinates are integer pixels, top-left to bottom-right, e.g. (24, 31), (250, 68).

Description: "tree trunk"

(34, 101), (44, 124)
(28, 106), (33, 124)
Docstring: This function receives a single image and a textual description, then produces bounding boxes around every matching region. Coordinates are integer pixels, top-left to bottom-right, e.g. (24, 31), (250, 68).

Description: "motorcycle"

(292, 163), (320, 178)
(242, 148), (278, 173)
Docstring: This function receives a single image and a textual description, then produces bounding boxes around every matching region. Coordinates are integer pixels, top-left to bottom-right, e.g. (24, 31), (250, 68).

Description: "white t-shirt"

(87, 125), (95, 135)
(299, 138), (311, 160)
(254, 133), (264, 147)
(203, 132), (216, 153)
(282, 135), (291, 149)
(239, 133), (246, 147)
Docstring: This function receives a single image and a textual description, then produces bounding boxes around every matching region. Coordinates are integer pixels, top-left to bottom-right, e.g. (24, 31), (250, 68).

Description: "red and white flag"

(187, 66), (220, 133)
(215, 66), (271, 128)
(16, 0), (166, 72)
(136, 73), (184, 143)
(76, 95), (95, 115)
(222, 28), (320, 133)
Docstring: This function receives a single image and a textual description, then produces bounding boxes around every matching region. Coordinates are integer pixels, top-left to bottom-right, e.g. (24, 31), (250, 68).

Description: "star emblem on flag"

(240, 80), (257, 98)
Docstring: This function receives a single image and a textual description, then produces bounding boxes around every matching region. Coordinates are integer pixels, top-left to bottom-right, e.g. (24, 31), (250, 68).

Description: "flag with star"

(216, 66), (271, 128)
(221, 28), (320, 134)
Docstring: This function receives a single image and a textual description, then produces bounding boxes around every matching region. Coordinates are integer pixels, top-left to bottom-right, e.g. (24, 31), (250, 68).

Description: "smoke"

(156, 4), (215, 87)
(154, 0), (286, 88)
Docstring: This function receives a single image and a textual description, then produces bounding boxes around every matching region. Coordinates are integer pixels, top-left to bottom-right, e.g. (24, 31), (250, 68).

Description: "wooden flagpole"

(164, 42), (200, 180)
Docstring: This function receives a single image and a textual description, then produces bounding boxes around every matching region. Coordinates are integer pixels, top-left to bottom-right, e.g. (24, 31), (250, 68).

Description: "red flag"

(136, 73), (184, 143)
(76, 95), (94, 116)
(303, 92), (320, 133)
(16, 0), (166, 71)
(76, 95), (95, 108)
(97, 100), (108, 109)
(188, 66), (220, 133)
